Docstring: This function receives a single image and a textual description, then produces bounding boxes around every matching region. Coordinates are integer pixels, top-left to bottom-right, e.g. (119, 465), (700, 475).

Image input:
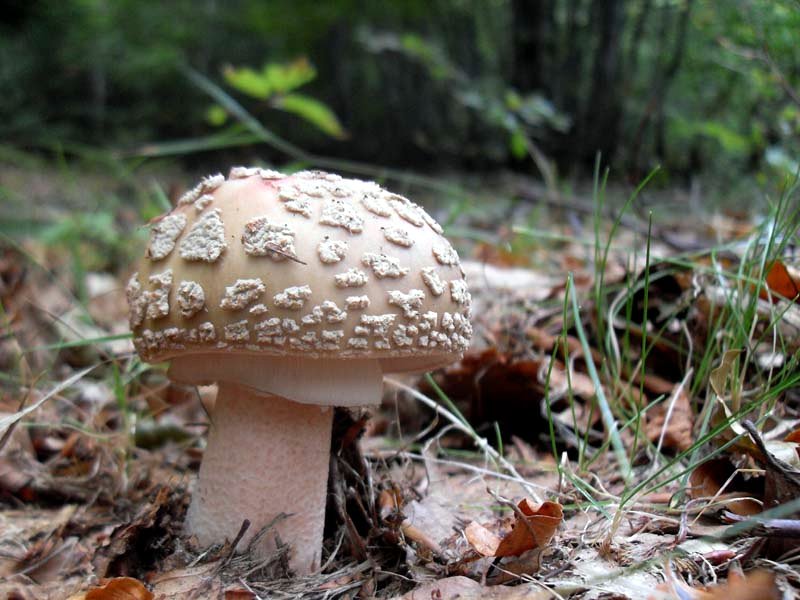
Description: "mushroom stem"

(187, 382), (332, 575)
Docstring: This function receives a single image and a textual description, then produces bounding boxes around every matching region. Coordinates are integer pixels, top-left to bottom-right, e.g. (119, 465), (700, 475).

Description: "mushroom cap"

(128, 168), (472, 377)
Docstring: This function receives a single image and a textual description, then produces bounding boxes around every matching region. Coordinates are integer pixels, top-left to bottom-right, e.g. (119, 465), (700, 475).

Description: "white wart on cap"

(128, 168), (472, 393)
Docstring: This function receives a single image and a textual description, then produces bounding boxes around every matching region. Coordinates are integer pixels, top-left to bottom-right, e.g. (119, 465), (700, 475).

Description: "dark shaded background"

(2, 0), (799, 183)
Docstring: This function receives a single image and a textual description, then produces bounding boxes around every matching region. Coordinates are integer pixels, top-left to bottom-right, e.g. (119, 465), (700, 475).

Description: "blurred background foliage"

(1, 0), (799, 183)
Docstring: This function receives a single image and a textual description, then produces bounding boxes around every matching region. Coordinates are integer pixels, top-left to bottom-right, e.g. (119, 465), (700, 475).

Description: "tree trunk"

(654, 0), (694, 162)
(511, 0), (554, 93)
(580, 0), (627, 163)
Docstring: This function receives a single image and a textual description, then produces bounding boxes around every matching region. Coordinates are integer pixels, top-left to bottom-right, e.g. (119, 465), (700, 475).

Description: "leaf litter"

(1, 178), (800, 598)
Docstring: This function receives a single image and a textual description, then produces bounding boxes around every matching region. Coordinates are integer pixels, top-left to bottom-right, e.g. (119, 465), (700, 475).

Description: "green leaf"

(222, 58), (318, 100)
(263, 58), (317, 94)
(697, 120), (750, 154)
(276, 93), (346, 139)
(205, 104), (228, 126)
(223, 65), (273, 100)
(509, 130), (527, 159)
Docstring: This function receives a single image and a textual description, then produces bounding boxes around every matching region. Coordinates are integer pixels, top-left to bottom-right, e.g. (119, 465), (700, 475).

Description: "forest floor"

(1, 162), (799, 599)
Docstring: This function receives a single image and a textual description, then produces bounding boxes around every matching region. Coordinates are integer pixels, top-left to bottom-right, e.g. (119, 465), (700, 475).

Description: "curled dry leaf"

(496, 499), (562, 557)
(688, 458), (762, 516)
(783, 428), (800, 461)
(762, 260), (800, 303)
(465, 499), (563, 558)
(72, 577), (153, 600)
(709, 349), (742, 404)
(783, 428), (800, 445)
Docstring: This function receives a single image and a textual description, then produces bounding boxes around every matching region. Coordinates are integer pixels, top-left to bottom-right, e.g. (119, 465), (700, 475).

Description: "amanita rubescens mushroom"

(127, 167), (472, 574)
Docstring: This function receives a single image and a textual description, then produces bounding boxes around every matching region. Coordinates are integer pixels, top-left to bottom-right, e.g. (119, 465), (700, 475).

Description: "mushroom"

(127, 168), (472, 574)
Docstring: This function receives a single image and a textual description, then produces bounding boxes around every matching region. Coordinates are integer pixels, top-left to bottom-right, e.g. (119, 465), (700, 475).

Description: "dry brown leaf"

(544, 360), (596, 400)
(783, 428), (800, 462)
(784, 428), (800, 445)
(739, 421), (800, 557)
(709, 349), (742, 402)
(466, 499), (562, 558)
(740, 421), (800, 510)
(645, 385), (694, 451)
(224, 589), (256, 599)
(73, 577), (153, 600)
(762, 260), (800, 302)
(472, 238), (530, 268)
(649, 568), (779, 600)
(688, 459), (762, 516)
(465, 520), (503, 556)
(378, 487), (403, 519)
(495, 499), (562, 557)
(487, 547), (549, 584)
(148, 563), (221, 599)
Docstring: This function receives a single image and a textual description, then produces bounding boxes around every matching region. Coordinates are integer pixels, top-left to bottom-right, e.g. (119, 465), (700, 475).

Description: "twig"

(263, 243), (307, 265)
(487, 488), (541, 545)
(723, 514), (800, 539)
(222, 519), (251, 567)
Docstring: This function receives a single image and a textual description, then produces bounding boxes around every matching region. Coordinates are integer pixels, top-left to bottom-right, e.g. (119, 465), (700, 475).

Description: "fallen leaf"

(649, 568), (779, 600)
(762, 260), (800, 302)
(465, 520), (503, 557)
(688, 458), (762, 516)
(741, 421), (800, 557)
(645, 384), (694, 452)
(224, 589), (256, 599)
(6, 577), (86, 600)
(495, 499), (562, 557)
(487, 547), (549, 585)
(762, 440), (800, 467)
(77, 577), (153, 600)
(425, 349), (550, 444)
(783, 428), (800, 445)
(466, 499), (562, 558)
(708, 349), (752, 449)
(148, 563), (221, 599)
(392, 575), (552, 599)
(400, 495), (457, 556)
(543, 359), (596, 400)
(709, 349), (742, 403)
(742, 421), (800, 511)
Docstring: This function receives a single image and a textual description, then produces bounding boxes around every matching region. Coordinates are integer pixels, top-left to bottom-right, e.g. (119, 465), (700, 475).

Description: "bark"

(625, 0), (653, 85)
(628, 0), (693, 176)
(654, 0), (694, 160)
(559, 0), (583, 116)
(511, 0), (557, 94)
(579, 0), (627, 163)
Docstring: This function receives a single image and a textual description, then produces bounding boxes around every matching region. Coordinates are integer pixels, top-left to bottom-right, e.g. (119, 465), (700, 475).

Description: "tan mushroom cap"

(128, 168), (472, 401)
